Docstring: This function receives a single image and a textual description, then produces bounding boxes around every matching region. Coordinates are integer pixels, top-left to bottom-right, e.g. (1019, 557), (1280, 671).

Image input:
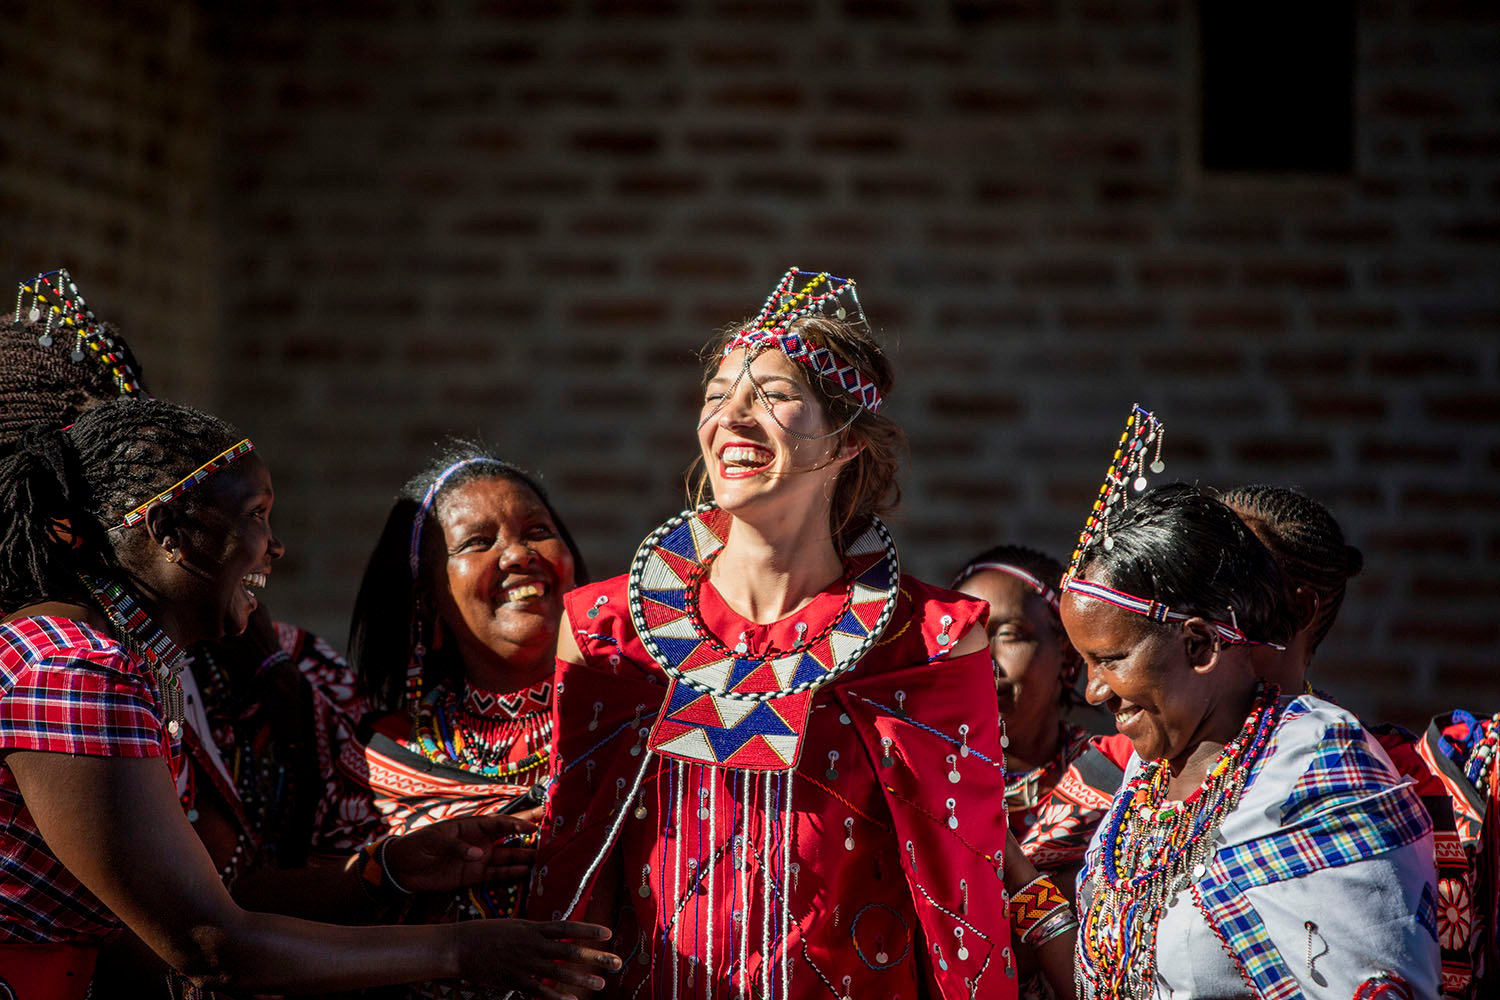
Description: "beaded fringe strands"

(118, 439), (256, 528)
(719, 267), (884, 415)
(80, 573), (187, 736)
(1078, 684), (1282, 999)
(15, 269), (146, 396)
(1064, 404), (1165, 580)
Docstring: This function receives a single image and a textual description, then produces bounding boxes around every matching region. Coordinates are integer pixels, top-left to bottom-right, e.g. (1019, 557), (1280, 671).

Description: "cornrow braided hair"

(0, 397), (242, 610)
(1218, 484), (1363, 654)
(0, 312), (149, 450)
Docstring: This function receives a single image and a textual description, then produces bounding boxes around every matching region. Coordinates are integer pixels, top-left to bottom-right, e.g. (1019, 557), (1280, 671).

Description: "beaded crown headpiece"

(721, 267), (884, 413)
(14, 269), (146, 397)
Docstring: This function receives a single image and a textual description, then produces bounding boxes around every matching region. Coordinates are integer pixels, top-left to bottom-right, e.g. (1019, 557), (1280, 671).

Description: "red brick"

(826, 85), (918, 114)
(926, 393), (1024, 420)
(949, 87), (1047, 114)
(733, 170), (830, 198)
(1013, 259), (1117, 290)
(1426, 132), (1500, 157)
(570, 129), (661, 155)
(1140, 347), (1242, 376)
(1243, 259), (1349, 291)
(852, 173), (947, 200)
(811, 130), (904, 155)
(694, 42), (784, 67)
(1232, 438), (1335, 466)
(570, 299), (669, 327)
(1364, 529), (1471, 558)
(927, 220), (1027, 247)
(1060, 304), (1163, 332)
(684, 129), (783, 154)
(934, 304), (1043, 330)
(1372, 87), (1462, 117)
(1311, 306), (1400, 331)
(652, 254), (751, 281)
(615, 171), (707, 197)
(1356, 438), (1462, 466)
(1189, 303), (1290, 333)
(709, 84), (805, 111)
(1300, 219), (1397, 245)
(1291, 393), (1388, 422)
(1138, 258), (1230, 288)
(1394, 619), (1500, 647)
(1368, 350), (1477, 377)
(1425, 392), (1500, 423)
(1402, 486), (1500, 512)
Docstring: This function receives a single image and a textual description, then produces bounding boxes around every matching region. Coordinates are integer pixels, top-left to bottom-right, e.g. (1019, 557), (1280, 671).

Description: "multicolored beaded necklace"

(411, 682), (552, 780)
(1078, 684), (1281, 998)
(79, 573), (186, 735)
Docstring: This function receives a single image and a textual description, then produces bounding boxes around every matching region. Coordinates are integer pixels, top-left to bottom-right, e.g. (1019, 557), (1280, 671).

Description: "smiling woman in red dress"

(532, 269), (1077, 1000)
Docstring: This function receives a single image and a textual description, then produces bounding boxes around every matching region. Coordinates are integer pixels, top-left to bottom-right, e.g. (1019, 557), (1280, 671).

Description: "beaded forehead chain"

(721, 267), (884, 413)
(15, 269), (146, 397)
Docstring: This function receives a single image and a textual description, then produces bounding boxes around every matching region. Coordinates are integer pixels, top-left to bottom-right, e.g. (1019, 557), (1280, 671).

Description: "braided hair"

(0, 312), (148, 449)
(0, 397), (242, 610)
(1079, 483), (1297, 647)
(349, 440), (589, 715)
(1218, 484), (1363, 654)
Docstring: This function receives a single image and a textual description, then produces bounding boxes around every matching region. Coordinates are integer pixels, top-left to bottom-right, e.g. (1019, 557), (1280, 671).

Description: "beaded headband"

(721, 267), (884, 413)
(408, 457), (494, 581)
(1060, 577), (1275, 647)
(119, 439), (256, 528)
(1063, 403), (1165, 582)
(953, 562), (1060, 610)
(15, 269), (146, 397)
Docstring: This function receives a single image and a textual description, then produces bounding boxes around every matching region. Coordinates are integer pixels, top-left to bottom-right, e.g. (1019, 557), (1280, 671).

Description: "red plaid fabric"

(1, 616), (181, 944)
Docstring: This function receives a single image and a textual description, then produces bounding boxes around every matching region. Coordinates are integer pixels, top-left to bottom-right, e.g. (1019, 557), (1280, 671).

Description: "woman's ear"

(1291, 584), (1320, 635)
(142, 504), (182, 562)
(1180, 617), (1222, 674)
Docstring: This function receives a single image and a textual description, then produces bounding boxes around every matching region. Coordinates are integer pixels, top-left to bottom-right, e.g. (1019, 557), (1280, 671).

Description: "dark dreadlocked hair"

(952, 543), (1085, 709)
(0, 312), (149, 450)
(1079, 483), (1297, 647)
(349, 440), (589, 715)
(1218, 484), (1363, 654)
(0, 397), (242, 610)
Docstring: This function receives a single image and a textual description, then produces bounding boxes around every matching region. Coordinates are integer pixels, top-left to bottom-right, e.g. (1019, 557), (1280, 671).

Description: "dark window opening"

(1199, 1), (1355, 174)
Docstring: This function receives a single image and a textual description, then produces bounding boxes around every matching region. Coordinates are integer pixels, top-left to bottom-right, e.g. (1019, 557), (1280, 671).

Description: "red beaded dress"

(530, 508), (1019, 1000)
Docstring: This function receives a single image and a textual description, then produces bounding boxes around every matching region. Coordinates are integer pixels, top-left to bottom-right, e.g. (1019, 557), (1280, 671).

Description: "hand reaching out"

(383, 812), (538, 894)
(454, 919), (620, 1000)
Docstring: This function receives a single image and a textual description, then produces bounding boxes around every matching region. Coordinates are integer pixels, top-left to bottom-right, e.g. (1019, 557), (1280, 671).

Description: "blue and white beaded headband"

(953, 562), (1060, 610)
(409, 457), (492, 580)
(722, 267), (884, 413)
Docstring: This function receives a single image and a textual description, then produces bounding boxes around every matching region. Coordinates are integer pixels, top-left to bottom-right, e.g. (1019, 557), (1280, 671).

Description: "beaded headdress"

(720, 267), (884, 413)
(1059, 405), (1280, 648)
(1062, 404), (1166, 582)
(118, 439), (256, 528)
(15, 269), (146, 397)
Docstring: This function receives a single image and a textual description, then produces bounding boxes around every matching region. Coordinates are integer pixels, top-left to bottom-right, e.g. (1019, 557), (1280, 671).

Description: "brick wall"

(0, 0), (218, 404)
(6, 1), (1496, 728)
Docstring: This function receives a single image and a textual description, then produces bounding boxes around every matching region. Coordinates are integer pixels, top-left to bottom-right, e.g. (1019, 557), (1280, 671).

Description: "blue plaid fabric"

(1193, 710), (1435, 999)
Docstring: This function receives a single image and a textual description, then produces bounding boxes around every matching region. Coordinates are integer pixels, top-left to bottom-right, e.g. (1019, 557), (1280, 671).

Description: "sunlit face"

(174, 454), (283, 640)
(697, 347), (846, 518)
(1060, 585), (1211, 766)
(428, 476), (577, 685)
(958, 570), (1070, 724)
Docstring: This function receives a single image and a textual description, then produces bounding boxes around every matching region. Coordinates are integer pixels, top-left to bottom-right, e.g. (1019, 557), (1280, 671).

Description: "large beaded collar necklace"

(79, 572), (186, 735)
(1078, 683), (1282, 997)
(628, 503), (900, 771)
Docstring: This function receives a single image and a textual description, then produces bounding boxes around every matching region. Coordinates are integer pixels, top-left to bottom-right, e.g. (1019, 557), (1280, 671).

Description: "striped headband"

(722, 267), (884, 413)
(953, 562), (1060, 610)
(1059, 576), (1284, 649)
(119, 439), (255, 528)
(409, 457), (492, 579)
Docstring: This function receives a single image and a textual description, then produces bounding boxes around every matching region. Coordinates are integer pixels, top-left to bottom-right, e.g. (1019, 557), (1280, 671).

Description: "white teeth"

(242, 573), (267, 589)
(505, 583), (545, 602)
(721, 446), (772, 468)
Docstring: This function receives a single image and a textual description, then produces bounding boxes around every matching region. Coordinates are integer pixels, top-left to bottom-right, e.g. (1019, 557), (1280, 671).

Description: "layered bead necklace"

(411, 682), (552, 780)
(1078, 684), (1281, 998)
(79, 573), (186, 735)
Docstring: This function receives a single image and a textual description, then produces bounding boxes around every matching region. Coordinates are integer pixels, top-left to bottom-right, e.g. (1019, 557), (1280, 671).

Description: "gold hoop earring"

(165, 549), (180, 564)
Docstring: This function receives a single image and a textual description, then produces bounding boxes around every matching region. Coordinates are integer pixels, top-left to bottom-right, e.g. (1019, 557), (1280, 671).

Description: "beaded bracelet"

(1028, 906), (1079, 947)
(355, 837), (413, 905)
(1008, 873), (1070, 943)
